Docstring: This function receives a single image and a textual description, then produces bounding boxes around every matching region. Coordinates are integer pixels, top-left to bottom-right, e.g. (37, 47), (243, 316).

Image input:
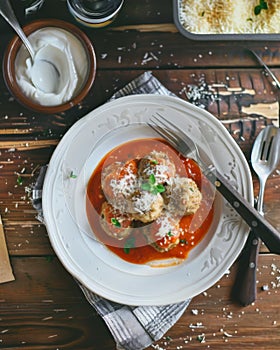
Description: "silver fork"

(232, 125), (280, 305)
(148, 113), (280, 254)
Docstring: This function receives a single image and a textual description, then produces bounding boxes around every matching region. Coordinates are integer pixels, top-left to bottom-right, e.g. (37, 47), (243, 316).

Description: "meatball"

(144, 213), (181, 252)
(131, 191), (164, 223)
(138, 151), (176, 185)
(100, 201), (133, 240)
(101, 159), (139, 212)
(164, 177), (202, 216)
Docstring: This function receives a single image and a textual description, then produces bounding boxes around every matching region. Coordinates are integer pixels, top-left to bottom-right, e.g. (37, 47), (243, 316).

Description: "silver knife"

(249, 49), (280, 90)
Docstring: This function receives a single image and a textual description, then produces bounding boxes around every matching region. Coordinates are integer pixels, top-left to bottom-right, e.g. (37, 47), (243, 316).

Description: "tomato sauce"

(86, 138), (214, 265)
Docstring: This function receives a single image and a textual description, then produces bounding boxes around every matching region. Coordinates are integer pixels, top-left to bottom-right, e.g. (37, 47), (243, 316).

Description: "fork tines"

(148, 113), (179, 150)
(148, 112), (195, 158)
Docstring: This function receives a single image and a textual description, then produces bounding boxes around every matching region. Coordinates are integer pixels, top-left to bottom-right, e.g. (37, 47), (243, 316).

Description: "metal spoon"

(233, 125), (280, 305)
(0, 0), (60, 93)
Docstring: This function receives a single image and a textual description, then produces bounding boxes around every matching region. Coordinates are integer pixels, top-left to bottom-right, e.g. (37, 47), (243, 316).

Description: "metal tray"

(173, 0), (280, 41)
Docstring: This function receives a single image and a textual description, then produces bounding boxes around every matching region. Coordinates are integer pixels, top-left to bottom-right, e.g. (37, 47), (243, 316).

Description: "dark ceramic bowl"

(3, 18), (96, 114)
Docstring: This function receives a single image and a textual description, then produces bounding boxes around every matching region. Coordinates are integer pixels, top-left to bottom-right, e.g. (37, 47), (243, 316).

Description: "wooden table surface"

(1, 1), (280, 349)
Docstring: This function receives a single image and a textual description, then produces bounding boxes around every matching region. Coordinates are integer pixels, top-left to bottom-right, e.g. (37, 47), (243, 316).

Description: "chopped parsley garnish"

(17, 175), (23, 186)
(149, 173), (156, 184)
(141, 174), (165, 195)
(197, 334), (206, 343)
(180, 239), (188, 245)
(111, 218), (121, 227)
(124, 236), (135, 254)
(69, 171), (77, 179)
(254, 0), (268, 15)
(45, 255), (54, 262)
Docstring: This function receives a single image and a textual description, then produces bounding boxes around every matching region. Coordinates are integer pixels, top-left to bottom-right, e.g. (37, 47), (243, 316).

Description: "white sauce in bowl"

(15, 27), (89, 106)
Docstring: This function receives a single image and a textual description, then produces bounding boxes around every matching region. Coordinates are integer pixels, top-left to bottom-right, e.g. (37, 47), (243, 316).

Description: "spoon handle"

(232, 230), (260, 305)
(0, 0), (35, 59)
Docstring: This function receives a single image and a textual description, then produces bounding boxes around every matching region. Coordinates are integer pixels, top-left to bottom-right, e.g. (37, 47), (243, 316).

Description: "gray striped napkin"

(32, 71), (191, 350)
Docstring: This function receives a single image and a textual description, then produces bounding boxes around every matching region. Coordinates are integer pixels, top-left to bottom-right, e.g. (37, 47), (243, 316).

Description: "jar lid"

(67, 0), (124, 24)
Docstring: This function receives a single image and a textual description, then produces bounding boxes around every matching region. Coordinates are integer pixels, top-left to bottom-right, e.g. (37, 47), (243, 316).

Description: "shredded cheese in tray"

(179, 0), (280, 35)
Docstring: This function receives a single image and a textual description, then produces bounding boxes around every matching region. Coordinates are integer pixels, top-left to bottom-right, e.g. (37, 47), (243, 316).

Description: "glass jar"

(67, 0), (124, 28)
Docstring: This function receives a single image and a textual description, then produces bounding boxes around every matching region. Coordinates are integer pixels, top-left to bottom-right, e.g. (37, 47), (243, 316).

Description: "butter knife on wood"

(249, 49), (280, 128)
(0, 213), (15, 283)
(249, 49), (280, 90)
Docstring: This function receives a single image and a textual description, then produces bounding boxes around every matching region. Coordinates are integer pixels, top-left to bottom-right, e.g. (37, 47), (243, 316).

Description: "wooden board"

(0, 1), (280, 349)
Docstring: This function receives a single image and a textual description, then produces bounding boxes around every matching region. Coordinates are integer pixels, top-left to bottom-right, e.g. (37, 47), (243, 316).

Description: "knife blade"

(249, 49), (280, 90)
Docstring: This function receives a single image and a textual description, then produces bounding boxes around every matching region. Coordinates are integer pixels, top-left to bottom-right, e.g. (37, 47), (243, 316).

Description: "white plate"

(43, 94), (253, 306)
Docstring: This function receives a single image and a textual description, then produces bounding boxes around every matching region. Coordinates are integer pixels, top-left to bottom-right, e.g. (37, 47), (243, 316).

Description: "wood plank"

(0, 68), (278, 136)
(0, 139), (59, 150)
(151, 255), (280, 350)
(0, 257), (114, 349)
(2, 1), (280, 72)
(0, 171), (277, 256)
(0, 69), (279, 256)
(0, 1), (279, 349)
(0, 148), (278, 256)
(0, 255), (279, 349)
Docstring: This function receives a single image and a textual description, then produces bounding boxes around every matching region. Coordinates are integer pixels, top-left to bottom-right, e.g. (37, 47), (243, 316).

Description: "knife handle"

(232, 230), (260, 306)
(204, 166), (280, 254)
